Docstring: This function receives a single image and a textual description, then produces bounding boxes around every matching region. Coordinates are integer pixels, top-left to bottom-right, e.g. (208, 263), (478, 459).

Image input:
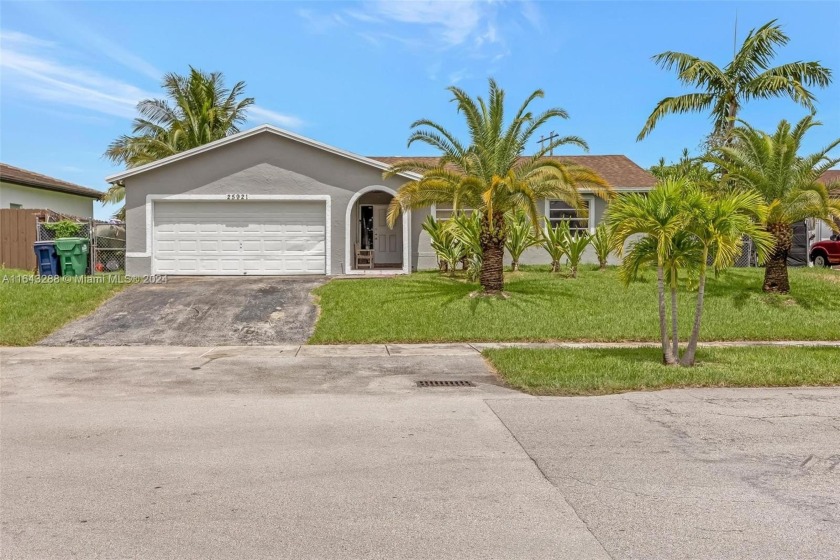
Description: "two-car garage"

(152, 199), (327, 275)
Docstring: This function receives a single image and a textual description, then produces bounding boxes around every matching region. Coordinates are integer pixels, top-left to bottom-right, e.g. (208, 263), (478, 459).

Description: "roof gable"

(105, 125), (421, 183)
(1, 163), (103, 199)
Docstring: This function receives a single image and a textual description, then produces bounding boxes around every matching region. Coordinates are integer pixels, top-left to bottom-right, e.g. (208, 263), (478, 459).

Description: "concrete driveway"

(2, 346), (838, 559)
(38, 276), (324, 346)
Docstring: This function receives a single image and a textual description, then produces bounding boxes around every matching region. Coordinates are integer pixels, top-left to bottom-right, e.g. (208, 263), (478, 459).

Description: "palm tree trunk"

(511, 259), (519, 272)
(763, 223), (792, 294)
(671, 285), (679, 361)
(657, 264), (677, 365)
(681, 254), (707, 367)
(479, 213), (506, 293)
(571, 265), (578, 278)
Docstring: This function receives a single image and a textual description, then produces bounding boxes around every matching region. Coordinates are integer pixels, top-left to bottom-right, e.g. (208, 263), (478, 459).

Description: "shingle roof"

(368, 155), (657, 189)
(0, 163), (103, 199)
(819, 169), (840, 185)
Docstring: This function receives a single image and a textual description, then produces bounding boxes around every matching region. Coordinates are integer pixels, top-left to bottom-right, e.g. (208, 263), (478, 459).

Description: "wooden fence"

(0, 209), (39, 271)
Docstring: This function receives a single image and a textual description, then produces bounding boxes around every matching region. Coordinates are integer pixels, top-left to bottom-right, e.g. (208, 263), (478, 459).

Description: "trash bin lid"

(54, 237), (86, 250)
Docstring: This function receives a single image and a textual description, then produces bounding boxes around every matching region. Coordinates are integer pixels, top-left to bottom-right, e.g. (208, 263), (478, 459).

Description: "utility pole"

(538, 131), (559, 155)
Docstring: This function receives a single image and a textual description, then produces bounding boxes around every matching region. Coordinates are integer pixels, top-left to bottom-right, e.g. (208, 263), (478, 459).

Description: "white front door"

(373, 204), (402, 264)
(153, 201), (326, 275)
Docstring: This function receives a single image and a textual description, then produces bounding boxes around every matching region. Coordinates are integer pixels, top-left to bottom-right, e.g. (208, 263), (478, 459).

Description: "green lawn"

(310, 266), (840, 344)
(483, 346), (840, 396)
(0, 268), (127, 346)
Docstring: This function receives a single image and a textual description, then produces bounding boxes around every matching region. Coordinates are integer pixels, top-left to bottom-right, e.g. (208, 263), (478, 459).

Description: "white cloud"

(365, 0), (489, 48)
(15, 2), (162, 80)
(1, 30), (305, 129)
(248, 106), (305, 130)
(0, 33), (154, 118)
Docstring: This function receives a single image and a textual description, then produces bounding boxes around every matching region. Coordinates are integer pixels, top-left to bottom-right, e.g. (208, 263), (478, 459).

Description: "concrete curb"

(2, 340), (838, 359)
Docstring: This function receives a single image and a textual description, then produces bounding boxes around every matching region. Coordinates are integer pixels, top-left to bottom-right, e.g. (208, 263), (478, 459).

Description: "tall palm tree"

(385, 79), (612, 294)
(608, 179), (689, 365)
(708, 116), (840, 293)
(103, 67), (254, 217)
(638, 19), (831, 144)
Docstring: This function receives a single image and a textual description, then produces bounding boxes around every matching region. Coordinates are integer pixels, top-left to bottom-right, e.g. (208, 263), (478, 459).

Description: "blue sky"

(1, 0), (838, 219)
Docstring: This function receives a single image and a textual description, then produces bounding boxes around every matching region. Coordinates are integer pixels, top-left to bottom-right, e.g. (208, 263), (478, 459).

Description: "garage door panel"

(153, 201), (327, 275)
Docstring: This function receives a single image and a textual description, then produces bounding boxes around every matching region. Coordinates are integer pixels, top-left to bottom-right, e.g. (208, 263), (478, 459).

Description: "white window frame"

(544, 196), (595, 234)
(431, 203), (475, 221)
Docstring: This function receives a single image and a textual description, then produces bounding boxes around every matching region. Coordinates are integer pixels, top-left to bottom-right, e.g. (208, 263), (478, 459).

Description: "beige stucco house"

(106, 125), (655, 277)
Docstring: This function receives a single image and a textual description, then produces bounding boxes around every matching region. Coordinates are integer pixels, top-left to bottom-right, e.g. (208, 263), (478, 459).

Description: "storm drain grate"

(416, 380), (476, 388)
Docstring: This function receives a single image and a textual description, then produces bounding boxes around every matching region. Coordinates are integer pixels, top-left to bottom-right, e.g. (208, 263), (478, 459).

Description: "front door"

(373, 204), (402, 265)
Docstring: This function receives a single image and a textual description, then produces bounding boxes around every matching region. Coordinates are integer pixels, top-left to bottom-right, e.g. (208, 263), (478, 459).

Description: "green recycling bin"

(54, 237), (90, 276)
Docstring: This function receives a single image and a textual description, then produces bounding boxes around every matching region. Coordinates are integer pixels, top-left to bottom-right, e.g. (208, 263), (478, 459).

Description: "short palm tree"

(708, 115), (840, 293)
(505, 211), (539, 271)
(590, 224), (613, 270)
(610, 180), (772, 366)
(638, 19), (831, 144)
(678, 189), (772, 365)
(385, 79), (612, 294)
(608, 180), (689, 365)
(103, 67), (254, 218)
(561, 229), (591, 278)
(422, 215), (463, 274)
(621, 231), (703, 360)
(541, 221), (568, 273)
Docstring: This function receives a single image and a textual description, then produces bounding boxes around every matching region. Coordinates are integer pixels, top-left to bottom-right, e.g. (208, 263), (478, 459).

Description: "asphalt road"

(2, 346), (837, 559)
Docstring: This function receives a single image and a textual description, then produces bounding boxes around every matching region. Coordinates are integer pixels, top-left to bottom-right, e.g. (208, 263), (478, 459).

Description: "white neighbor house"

(0, 163), (102, 218)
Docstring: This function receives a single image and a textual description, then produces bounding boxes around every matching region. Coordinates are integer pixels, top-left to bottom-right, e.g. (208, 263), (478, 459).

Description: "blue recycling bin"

(33, 241), (60, 276)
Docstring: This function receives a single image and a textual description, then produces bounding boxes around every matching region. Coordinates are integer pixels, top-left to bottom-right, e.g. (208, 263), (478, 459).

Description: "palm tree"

(103, 67), (254, 217)
(560, 228), (591, 278)
(590, 224), (614, 270)
(620, 231), (703, 360)
(638, 19), (831, 144)
(679, 189), (772, 365)
(505, 211), (539, 272)
(385, 79), (612, 294)
(541, 220), (568, 273)
(608, 180), (689, 365)
(422, 215), (463, 274)
(708, 116), (840, 293)
(610, 180), (772, 366)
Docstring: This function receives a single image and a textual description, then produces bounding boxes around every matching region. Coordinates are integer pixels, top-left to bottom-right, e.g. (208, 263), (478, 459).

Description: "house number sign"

(226, 194), (249, 200)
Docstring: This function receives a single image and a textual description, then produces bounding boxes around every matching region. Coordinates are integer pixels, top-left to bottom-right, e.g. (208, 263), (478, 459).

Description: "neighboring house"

(0, 163), (101, 218)
(106, 125), (655, 277)
(817, 169), (840, 237)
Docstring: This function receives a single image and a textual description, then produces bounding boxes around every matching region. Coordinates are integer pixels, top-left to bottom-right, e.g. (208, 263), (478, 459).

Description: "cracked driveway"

(38, 276), (325, 346)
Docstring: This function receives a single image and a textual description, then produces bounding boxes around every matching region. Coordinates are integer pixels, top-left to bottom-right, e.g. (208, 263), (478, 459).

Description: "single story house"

(106, 125), (655, 277)
(0, 163), (101, 218)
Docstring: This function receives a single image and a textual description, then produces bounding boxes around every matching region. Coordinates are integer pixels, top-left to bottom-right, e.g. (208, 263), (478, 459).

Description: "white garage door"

(153, 201), (327, 275)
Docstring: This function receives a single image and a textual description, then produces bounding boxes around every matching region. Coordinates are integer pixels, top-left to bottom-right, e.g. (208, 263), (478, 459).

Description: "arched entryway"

(345, 186), (410, 274)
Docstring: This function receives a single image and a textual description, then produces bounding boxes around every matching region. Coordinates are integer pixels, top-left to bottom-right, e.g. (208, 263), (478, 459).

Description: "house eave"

(105, 125), (422, 184)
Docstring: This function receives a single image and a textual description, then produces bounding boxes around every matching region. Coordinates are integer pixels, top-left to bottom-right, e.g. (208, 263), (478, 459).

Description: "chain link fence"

(36, 219), (125, 274)
(734, 237), (758, 268)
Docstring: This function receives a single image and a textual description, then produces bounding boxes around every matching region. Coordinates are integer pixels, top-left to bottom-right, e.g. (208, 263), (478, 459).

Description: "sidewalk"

(2, 339), (838, 360)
